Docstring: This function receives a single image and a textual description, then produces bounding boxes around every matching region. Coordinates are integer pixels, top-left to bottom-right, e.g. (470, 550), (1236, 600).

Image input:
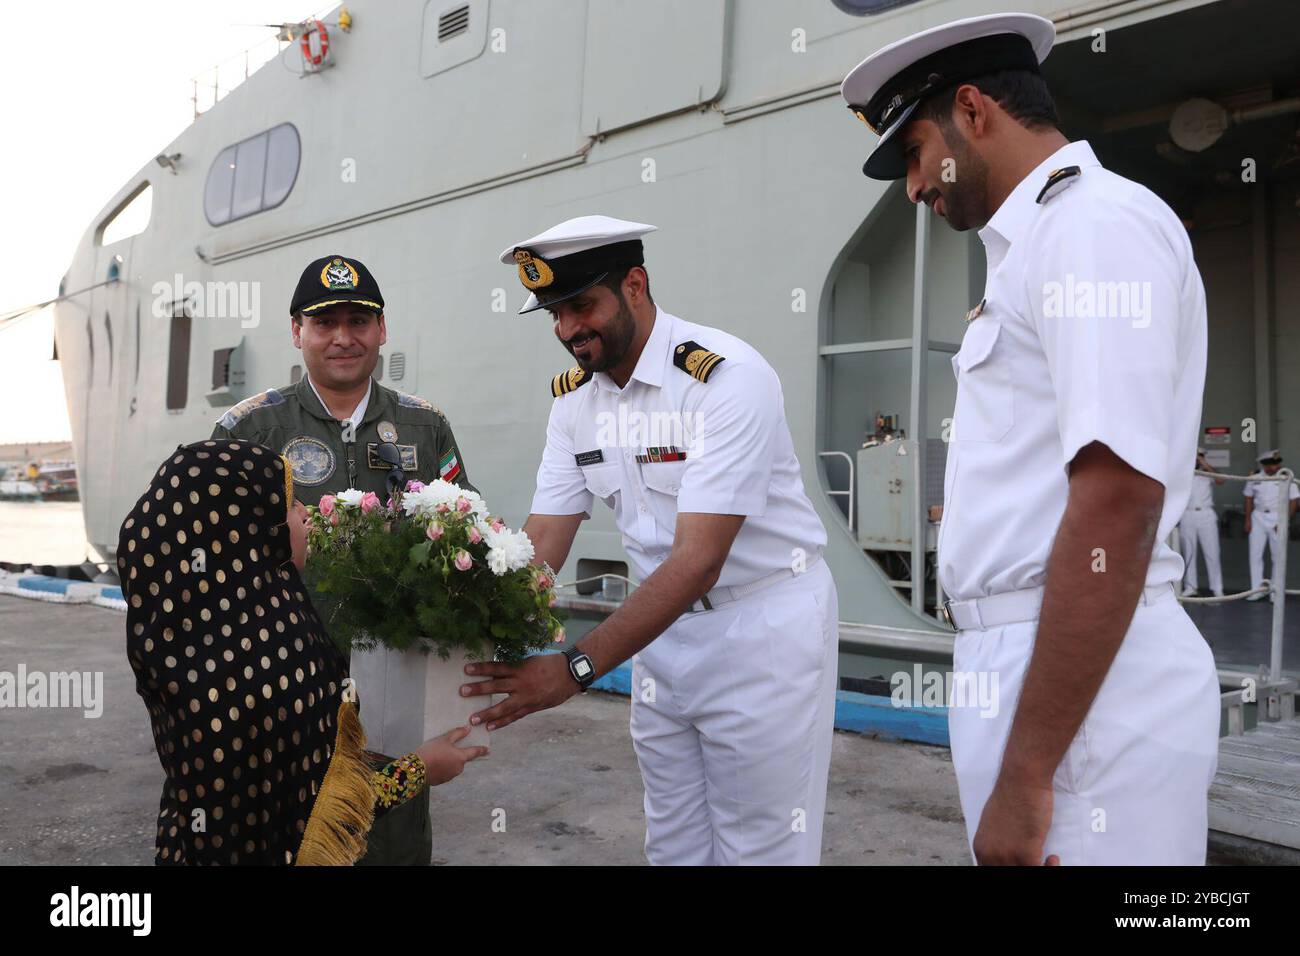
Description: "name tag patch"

(366, 443), (418, 471)
(575, 449), (605, 466)
(635, 447), (687, 463)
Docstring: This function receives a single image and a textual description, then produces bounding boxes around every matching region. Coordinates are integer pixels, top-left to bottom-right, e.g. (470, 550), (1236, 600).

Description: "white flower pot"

(348, 640), (493, 756)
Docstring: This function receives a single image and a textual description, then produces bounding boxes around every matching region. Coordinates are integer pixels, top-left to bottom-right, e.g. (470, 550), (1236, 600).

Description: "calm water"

(0, 500), (92, 565)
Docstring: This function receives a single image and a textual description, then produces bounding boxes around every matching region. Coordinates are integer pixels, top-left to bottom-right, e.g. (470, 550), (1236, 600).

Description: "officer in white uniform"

(1179, 447), (1224, 597)
(1244, 449), (1298, 601)
(459, 216), (839, 865)
(842, 14), (1219, 864)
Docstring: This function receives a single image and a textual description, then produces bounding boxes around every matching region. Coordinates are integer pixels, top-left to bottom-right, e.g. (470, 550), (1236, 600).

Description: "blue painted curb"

(535, 653), (949, 747)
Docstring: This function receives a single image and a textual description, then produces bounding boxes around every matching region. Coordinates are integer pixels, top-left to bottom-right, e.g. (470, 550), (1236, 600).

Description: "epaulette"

(396, 390), (438, 414)
(216, 388), (284, 431)
(550, 366), (591, 398)
(1035, 166), (1081, 205)
(672, 341), (725, 383)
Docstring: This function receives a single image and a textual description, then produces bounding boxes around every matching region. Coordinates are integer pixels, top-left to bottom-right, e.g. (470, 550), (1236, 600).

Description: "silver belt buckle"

(941, 598), (956, 629)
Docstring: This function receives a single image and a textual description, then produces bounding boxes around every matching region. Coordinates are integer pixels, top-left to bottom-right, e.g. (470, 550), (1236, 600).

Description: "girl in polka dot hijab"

(120, 439), (485, 865)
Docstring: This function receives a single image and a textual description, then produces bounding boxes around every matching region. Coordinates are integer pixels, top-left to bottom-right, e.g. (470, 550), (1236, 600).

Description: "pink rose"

(435, 503), (450, 514)
(426, 523), (444, 541)
(467, 526), (482, 544)
(536, 572), (553, 590)
(329, 513), (339, 526)
(453, 550), (472, 571)
(405, 480), (425, 493)
(360, 492), (381, 514)
(553, 626), (566, 643)
(456, 497), (472, 514)
(318, 495), (336, 516)
(490, 518), (506, 533)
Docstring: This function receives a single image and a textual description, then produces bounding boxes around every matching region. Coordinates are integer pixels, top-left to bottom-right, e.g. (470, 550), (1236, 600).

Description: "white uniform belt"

(944, 582), (1174, 632)
(687, 556), (820, 613)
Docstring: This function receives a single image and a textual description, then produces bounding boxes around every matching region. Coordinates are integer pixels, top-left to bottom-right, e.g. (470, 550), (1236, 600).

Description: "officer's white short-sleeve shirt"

(937, 140), (1208, 601)
(1244, 473), (1299, 512)
(1185, 473), (1215, 513)
(531, 308), (827, 587)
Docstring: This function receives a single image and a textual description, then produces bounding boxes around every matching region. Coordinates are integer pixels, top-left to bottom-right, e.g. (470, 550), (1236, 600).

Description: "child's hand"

(415, 726), (489, 786)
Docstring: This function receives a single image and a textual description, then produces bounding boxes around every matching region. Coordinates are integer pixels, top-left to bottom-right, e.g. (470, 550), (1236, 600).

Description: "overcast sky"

(0, 1), (325, 444)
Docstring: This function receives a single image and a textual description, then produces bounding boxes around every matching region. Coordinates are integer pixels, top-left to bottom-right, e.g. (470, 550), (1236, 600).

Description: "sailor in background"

(841, 13), (1219, 864)
(460, 215), (839, 865)
(1244, 449), (1298, 601)
(1179, 447), (1225, 597)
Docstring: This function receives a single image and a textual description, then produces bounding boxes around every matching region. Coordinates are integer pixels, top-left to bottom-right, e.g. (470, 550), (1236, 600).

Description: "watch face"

(573, 657), (593, 679)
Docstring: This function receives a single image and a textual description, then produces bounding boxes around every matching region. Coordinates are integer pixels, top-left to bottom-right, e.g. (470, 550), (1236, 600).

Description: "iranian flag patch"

(439, 449), (462, 482)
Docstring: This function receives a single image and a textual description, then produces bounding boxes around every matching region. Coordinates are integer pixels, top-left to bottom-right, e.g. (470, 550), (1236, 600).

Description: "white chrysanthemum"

(401, 479), (487, 518)
(336, 488), (364, 508)
(485, 528), (535, 575)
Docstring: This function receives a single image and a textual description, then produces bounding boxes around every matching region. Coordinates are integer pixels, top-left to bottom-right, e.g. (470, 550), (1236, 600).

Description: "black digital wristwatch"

(564, 646), (596, 691)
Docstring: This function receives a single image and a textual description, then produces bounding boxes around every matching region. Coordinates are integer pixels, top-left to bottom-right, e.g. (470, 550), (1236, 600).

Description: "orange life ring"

(300, 20), (329, 66)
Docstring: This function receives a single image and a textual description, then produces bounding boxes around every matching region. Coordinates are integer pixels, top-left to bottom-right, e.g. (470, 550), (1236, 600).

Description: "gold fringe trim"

(295, 700), (375, 866)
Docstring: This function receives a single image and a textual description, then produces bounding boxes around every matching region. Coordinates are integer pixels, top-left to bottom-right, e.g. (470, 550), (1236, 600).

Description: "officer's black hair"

(599, 265), (654, 307)
(916, 68), (1060, 133)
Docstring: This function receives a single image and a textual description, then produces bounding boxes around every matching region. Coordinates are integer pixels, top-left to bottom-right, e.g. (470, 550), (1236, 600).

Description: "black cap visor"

(299, 295), (384, 316)
(519, 271), (611, 315)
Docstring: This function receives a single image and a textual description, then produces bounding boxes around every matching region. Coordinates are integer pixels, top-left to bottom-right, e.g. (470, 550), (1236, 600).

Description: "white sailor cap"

(1258, 449), (1283, 464)
(499, 215), (658, 314)
(840, 13), (1055, 180)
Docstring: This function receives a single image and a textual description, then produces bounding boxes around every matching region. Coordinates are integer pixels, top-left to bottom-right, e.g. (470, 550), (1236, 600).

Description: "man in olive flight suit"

(210, 253), (476, 865)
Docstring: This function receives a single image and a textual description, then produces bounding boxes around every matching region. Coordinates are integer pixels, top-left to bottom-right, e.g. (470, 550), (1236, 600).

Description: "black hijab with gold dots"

(120, 439), (350, 865)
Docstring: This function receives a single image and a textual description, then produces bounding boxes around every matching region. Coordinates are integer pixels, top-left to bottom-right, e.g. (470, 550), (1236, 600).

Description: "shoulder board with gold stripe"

(550, 366), (591, 398)
(672, 341), (725, 383)
(1035, 165), (1081, 205)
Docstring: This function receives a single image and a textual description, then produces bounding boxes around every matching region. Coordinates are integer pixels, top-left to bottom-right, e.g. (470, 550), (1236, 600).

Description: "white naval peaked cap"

(1258, 449), (1283, 463)
(840, 13), (1056, 180)
(500, 215), (658, 314)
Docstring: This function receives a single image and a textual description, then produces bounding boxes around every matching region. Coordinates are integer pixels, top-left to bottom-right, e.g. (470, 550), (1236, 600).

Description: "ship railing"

(1179, 467), (1294, 686)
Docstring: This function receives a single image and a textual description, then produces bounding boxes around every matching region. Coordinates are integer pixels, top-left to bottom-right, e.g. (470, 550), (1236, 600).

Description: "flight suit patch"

(438, 449), (462, 482)
(367, 443), (418, 471)
(217, 388), (284, 431)
(282, 436), (336, 486)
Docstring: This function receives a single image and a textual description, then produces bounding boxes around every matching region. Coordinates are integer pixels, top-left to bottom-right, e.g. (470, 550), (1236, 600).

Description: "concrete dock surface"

(0, 594), (971, 865)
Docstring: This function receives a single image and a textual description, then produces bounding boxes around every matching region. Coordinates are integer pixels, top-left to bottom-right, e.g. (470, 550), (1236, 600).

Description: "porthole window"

(204, 123), (300, 226)
(831, 0), (922, 14)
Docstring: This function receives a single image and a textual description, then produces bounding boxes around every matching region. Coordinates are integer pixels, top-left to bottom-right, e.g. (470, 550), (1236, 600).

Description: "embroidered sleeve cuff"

(370, 752), (428, 809)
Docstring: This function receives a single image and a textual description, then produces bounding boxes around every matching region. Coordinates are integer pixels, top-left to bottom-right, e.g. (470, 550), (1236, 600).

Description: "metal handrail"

(818, 451), (855, 532)
(1187, 466), (1293, 682)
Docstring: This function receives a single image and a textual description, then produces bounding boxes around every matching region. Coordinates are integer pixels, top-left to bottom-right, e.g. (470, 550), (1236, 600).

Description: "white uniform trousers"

(1248, 511), (1282, 592)
(948, 587), (1219, 864)
(1179, 508), (1223, 594)
(629, 558), (839, 865)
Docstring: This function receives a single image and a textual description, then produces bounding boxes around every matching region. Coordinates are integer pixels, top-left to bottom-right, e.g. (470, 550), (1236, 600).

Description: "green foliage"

(302, 493), (565, 663)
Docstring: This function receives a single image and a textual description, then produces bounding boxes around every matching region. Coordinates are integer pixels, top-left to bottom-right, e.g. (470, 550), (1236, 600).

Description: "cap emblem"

(321, 258), (360, 290)
(514, 249), (555, 290)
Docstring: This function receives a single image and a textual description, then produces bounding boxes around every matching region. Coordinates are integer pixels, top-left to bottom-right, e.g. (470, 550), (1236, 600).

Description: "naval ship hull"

(51, 0), (1300, 656)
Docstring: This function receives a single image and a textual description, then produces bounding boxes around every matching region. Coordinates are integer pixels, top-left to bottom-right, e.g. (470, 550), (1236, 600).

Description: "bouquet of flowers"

(303, 480), (564, 663)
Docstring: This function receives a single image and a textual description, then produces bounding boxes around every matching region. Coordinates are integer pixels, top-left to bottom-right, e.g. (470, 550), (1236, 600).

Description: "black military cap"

(289, 255), (385, 316)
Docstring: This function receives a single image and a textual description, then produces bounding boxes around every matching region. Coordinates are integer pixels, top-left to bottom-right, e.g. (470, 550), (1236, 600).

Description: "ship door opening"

(1046, 0), (1300, 670)
(819, 0), (1300, 624)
